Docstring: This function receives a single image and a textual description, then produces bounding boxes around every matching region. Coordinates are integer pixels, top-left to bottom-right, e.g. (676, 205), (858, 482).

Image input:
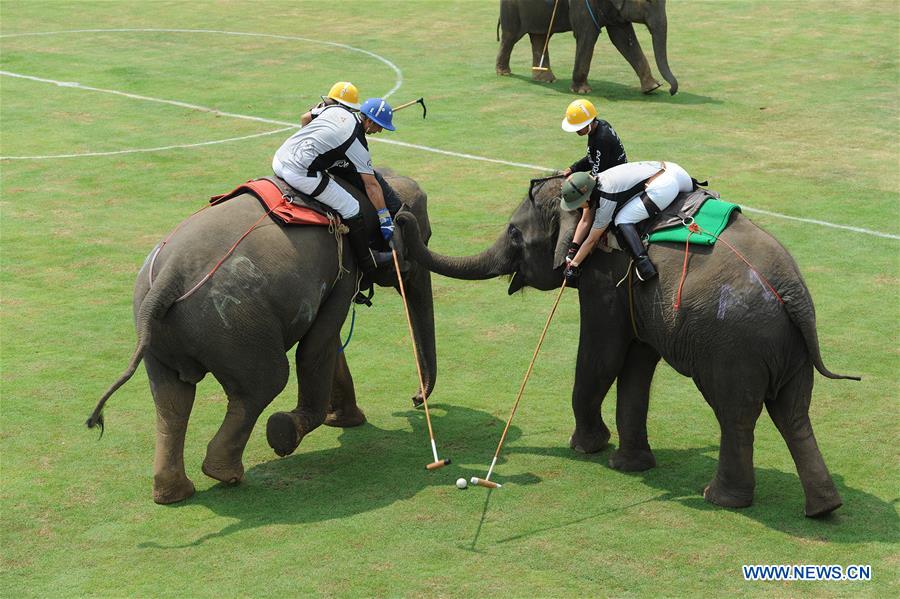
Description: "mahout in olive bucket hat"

(560, 171), (596, 211)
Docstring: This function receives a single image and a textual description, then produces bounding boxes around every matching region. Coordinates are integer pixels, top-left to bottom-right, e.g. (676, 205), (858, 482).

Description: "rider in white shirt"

(272, 97), (396, 277)
(560, 161), (694, 282)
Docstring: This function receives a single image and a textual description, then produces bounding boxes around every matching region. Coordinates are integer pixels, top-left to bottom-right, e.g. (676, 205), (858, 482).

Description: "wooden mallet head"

(426, 458), (451, 470)
(470, 477), (502, 489)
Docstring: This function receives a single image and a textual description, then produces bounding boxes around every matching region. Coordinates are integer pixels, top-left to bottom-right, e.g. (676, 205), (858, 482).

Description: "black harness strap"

(639, 192), (661, 218)
(308, 172), (331, 197)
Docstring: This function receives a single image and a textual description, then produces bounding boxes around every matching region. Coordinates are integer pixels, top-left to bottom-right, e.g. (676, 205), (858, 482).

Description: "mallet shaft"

(393, 98), (422, 111)
(481, 280), (567, 483)
(391, 247), (447, 468)
(533, 0), (560, 71)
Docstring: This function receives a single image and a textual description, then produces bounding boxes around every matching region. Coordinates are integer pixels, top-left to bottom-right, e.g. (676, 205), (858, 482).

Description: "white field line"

(0, 28), (404, 98)
(1, 75), (897, 241)
(1, 127), (295, 159)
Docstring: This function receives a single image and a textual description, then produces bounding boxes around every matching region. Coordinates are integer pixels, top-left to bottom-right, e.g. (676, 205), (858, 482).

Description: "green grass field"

(1, 1), (898, 596)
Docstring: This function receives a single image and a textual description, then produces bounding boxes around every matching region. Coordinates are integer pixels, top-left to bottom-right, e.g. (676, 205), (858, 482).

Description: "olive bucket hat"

(560, 171), (596, 211)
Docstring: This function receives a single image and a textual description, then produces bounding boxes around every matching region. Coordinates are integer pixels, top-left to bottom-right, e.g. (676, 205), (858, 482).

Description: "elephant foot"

(324, 406), (367, 428)
(609, 448), (656, 472)
(153, 470), (195, 505)
(641, 80), (662, 94)
(496, 66), (512, 76)
(266, 411), (300, 457)
(201, 456), (244, 485)
(569, 426), (611, 454)
(532, 68), (556, 83)
(804, 484), (843, 518)
(570, 82), (592, 94)
(703, 478), (753, 509)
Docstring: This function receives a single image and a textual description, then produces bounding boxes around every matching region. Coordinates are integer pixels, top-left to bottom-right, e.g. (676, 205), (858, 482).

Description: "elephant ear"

(553, 208), (580, 269)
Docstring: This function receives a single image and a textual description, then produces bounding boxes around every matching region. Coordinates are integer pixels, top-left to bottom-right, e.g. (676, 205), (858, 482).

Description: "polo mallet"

(393, 97), (427, 118)
(474, 280), (568, 488)
(533, 0), (561, 72)
(390, 244), (449, 470)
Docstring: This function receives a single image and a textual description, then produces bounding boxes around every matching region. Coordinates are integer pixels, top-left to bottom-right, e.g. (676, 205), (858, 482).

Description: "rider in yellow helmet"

(300, 81), (361, 126)
(559, 98), (628, 286)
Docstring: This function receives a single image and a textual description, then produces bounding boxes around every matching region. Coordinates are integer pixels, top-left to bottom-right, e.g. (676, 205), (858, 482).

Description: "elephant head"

(396, 177), (583, 294)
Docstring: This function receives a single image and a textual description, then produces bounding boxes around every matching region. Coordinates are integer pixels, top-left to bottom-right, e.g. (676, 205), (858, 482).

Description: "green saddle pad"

(648, 199), (741, 246)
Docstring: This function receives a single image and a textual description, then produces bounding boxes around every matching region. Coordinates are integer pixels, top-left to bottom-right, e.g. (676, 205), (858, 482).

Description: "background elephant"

(398, 177), (857, 517)
(496, 0), (678, 95)
(86, 172), (437, 504)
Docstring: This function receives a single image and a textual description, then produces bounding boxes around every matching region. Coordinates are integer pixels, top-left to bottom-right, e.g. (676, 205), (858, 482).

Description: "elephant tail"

(497, 17), (501, 42)
(86, 270), (181, 435)
(784, 293), (861, 382)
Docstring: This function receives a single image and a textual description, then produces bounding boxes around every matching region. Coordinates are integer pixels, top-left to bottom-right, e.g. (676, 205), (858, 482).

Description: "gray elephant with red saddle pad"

(398, 177), (858, 517)
(86, 171), (437, 504)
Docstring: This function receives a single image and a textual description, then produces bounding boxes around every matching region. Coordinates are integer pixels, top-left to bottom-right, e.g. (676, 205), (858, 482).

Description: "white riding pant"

(272, 156), (360, 218)
(613, 162), (693, 226)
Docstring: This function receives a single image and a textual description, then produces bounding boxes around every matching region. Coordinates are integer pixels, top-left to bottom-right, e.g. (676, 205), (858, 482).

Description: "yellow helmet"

(324, 81), (360, 110)
(561, 99), (597, 132)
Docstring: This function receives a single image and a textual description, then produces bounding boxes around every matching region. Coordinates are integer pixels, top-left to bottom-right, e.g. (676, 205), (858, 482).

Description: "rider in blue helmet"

(359, 97), (396, 132)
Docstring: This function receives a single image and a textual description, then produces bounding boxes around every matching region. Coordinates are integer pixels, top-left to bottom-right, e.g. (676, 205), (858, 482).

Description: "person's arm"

(361, 172), (395, 241)
(569, 154), (590, 173)
(300, 111), (313, 126)
(570, 226), (606, 267)
(360, 173), (386, 211)
(571, 208), (594, 246)
(571, 198), (615, 266)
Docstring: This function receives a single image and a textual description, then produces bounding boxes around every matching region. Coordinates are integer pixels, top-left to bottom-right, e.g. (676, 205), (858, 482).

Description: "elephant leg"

(571, 27), (600, 94)
(529, 33), (556, 82)
(496, 30), (524, 76)
(699, 378), (765, 509)
(324, 344), (366, 428)
(609, 341), (660, 472)
(145, 352), (197, 504)
(204, 352), (289, 482)
(268, 291), (351, 456)
(605, 23), (661, 94)
(765, 367), (842, 517)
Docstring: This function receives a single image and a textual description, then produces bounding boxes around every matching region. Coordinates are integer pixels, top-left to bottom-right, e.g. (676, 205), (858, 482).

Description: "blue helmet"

(359, 98), (396, 131)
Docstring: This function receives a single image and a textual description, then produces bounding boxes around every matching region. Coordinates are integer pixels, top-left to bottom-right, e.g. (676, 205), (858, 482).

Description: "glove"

(565, 241), (580, 264)
(564, 263), (581, 288)
(377, 208), (394, 241)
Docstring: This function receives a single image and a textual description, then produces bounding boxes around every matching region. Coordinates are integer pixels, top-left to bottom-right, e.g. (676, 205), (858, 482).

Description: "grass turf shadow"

(138, 404), (540, 548)
(511, 443), (899, 543)
(507, 73), (721, 105)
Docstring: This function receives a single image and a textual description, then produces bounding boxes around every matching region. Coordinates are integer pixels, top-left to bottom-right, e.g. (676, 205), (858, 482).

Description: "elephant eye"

(507, 224), (523, 245)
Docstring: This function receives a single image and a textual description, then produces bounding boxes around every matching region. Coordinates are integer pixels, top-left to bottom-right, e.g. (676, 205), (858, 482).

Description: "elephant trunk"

(402, 265), (439, 400)
(648, 6), (678, 95)
(397, 212), (512, 281)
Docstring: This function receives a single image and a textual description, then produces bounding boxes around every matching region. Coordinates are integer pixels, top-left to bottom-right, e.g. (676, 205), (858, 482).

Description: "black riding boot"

(618, 223), (657, 282)
(346, 215), (378, 276)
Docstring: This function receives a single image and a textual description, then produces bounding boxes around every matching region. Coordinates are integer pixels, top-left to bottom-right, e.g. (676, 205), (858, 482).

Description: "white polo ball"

(455, 477), (468, 489)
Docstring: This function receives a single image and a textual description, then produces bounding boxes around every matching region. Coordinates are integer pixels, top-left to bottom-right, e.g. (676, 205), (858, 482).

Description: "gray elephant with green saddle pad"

(87, 172), (437, 504)
(397, 177), (858, 517)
